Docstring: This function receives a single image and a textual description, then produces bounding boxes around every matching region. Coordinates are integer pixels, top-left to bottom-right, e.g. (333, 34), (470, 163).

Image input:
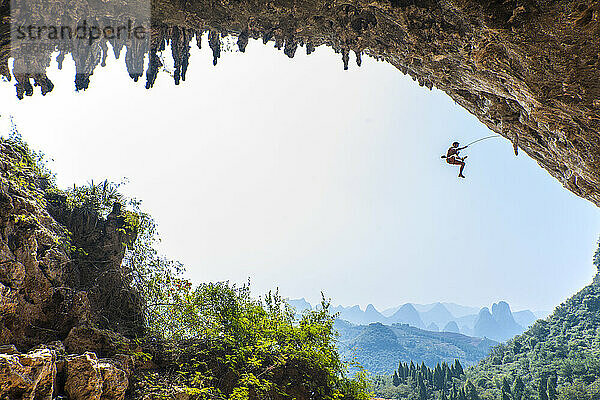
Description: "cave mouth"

(2, 29), (598, 320)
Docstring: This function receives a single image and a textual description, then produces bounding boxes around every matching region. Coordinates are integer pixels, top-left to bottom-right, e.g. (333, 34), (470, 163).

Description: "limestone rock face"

(64, 352), (130, 400)
(0, 344), (132, 400)
(64, 352), (104, 400)
(0, 143), (91, 349)
(0, 141), (143, 350)
(0, 140), (142, 397)
(64, 325), (131, 358)
(0, 347), (56, 400)
(98, 358), (130, 400)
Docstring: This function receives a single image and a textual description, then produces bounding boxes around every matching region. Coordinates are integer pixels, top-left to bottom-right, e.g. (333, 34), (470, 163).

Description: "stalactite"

(238, 29), (249, 52)
(145, 49), (161, 89)
(208, 31), (221, 66)
(355, 50), (362, 67)
(342, 48), (349, 70)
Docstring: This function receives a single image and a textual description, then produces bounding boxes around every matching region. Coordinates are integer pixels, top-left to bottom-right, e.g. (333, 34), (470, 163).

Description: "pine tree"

(399, 362), (405, 379)
(419, 376), (428, 400)
(393, 370), (401, 387)
(454, 359), (464, 377)
(445, 368), (453, 387)
(443, 362), (451, 378)
(434, 364), (444, 389)
(441, 386), (448, 400)
(465, 381), (479, 400)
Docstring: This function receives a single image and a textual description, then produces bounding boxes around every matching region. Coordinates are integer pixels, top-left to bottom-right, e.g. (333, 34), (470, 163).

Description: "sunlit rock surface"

(0, 343), (132, 400)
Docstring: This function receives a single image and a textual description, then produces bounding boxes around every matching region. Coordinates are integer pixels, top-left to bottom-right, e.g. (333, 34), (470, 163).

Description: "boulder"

(0, 347), (56, 400)
(65, 352), (103, 400)
(64, 351), (130, 400)
(98, 359), (129, 400)
(65, 325), (131, 357)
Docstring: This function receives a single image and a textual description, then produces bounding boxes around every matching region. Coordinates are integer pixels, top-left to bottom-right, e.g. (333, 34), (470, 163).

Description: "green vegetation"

(11, 124), (600, 399)
(141, 286), (373, 399)
(0, 127), (54, 203)
(373, 360), (467, 399)
(375, 239), (600, 400)
(0, 129), (372, 399)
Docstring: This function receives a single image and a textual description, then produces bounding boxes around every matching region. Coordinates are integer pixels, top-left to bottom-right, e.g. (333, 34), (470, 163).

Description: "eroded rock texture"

(1, 0), (599, 205)
(0, 343), (132, 400)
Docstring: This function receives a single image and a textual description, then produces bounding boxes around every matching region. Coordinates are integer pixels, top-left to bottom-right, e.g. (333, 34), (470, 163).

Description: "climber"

(442, 141), (468, 178)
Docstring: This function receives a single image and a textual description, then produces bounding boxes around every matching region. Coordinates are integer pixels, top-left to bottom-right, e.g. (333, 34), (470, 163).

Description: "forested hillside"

(375, 246), (600, 400)
(335, 320), (496, 374)
(466, 267), (600, 399)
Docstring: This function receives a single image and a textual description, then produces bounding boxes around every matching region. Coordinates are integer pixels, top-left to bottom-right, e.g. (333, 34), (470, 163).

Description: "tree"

(393, 371), (400, 387)
(502, 377), (512, 400)
(465, 381), (479, 400)
(419, 376), (428, 400)
(512, 377), (525, 400)
(434, 363), (444, 389)
(454, 360), (464, 377)
(445, 367), (453, 388)
(539, 378), (549, 400)
(548, 375), (558, 400)
(440, 386), (448, 400)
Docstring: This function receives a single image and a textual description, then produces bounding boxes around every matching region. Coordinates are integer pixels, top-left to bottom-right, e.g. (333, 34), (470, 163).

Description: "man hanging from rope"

(442, 141), (468, 178)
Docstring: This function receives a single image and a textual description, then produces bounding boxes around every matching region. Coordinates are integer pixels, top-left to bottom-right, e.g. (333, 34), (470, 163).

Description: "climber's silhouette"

(442, 142), (467, 178)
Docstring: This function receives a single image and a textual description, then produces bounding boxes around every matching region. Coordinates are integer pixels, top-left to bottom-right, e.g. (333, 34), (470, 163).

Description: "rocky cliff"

(0, 140), (143, 398)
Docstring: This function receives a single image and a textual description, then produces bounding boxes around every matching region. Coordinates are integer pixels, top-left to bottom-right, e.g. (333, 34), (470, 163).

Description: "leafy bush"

(143, 283), (373, 399)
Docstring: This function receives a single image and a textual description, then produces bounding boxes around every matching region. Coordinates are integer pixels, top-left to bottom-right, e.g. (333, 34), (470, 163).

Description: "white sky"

(1, 35), (599, 312)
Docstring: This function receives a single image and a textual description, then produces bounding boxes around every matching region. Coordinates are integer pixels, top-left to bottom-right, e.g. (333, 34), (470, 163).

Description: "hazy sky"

(1, 35), (599, 312)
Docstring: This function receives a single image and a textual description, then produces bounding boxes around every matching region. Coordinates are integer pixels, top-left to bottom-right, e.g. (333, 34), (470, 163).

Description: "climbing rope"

(464, 135), (501, 147)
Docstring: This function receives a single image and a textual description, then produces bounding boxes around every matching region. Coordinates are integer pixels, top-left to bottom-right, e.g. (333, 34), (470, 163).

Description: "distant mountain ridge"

(287, 298), (547, 342)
